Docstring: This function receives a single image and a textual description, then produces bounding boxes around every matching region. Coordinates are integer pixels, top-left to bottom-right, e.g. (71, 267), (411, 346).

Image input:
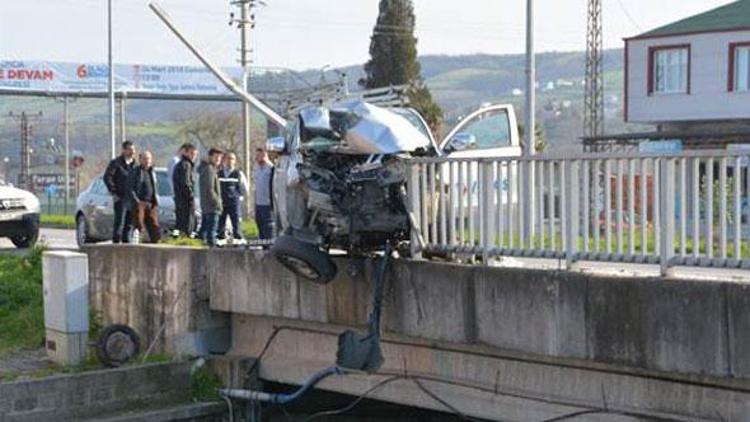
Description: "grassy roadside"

(40, 214), (76, 230)
(0, 248), (45, 353)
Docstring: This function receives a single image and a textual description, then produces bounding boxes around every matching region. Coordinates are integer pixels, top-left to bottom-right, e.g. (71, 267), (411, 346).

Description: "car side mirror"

(266, 137), (286, 154)
(446, 132), (477, 153)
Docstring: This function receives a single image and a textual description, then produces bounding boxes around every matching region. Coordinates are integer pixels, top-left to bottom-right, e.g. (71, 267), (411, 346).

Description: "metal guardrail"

(407, 150), (750, 274)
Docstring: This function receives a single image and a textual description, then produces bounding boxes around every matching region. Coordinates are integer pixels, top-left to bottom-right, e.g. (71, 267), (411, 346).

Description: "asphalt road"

(0, 228), (78, 252)
(3, 228), (750, 282)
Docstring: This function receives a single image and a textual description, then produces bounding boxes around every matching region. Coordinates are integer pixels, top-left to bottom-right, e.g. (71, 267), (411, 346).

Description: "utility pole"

(118, 92), (128, 144)
(523, 0), (536, 245)
(8, 111), (42, 191)
(584, 0), (604, 146)
(108, 0), (116, 159)
(56, 97), (77, 214)
(230, 0), (260, 216)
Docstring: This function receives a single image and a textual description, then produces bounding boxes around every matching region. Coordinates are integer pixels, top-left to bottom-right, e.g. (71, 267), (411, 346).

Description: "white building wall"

(627, 30), (750, 124)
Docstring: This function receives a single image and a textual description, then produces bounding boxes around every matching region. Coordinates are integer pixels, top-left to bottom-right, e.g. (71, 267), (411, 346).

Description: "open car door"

(435, 105), (522, 242)
(440, 104), (521, 159)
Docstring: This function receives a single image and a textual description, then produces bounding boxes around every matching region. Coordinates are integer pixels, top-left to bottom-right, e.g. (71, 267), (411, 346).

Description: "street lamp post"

(108, 0), (116, 159)
(523, 0), (536, 245)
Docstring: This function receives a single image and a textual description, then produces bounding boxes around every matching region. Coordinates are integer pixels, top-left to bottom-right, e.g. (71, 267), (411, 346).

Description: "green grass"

(191, 365), (222, 402)
(0, 248), (45, 352)
(464, 228), (750, 260)
(242, 219), (259, 239)
(40, 214), (75, 229)
(160, 237), (206, 248)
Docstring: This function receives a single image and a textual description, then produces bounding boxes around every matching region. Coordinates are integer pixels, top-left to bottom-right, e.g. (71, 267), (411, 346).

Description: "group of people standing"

(105, 140), (274, 246)
(104, 141), (161, 244)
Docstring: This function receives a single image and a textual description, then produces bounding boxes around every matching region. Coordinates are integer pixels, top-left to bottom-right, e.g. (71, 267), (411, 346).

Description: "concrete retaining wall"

(0, 362), (192, 421)
(86, 245), (229, 357)
(86, 245), (750, 381)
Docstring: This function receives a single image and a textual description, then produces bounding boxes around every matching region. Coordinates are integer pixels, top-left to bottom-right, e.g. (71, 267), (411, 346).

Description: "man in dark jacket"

(104, 140), (136, 243)
(218, 152), (249, 243)
(129, 151), (160, 243)
(198, 148), (224, 246)
(172, 143), (198, 237)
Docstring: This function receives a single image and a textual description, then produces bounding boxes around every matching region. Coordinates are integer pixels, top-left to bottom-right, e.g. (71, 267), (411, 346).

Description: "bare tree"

(176, 110), (242, 155)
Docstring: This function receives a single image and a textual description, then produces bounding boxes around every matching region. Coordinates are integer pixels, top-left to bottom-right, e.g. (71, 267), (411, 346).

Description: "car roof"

(97, 166), (168, 179)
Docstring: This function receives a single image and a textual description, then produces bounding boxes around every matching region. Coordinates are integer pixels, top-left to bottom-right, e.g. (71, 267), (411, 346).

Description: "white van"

(0, 182), (41, 248)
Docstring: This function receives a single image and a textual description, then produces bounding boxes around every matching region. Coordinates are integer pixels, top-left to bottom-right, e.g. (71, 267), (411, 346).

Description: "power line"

(615, 0), (643, 32)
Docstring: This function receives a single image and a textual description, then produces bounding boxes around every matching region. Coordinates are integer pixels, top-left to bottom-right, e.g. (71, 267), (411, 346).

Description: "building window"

(649, 46), (690, 94)
(730, 43), (750, 92)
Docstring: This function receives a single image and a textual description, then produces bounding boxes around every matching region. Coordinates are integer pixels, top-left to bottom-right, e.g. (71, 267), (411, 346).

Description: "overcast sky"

(0, 0), (734, 70)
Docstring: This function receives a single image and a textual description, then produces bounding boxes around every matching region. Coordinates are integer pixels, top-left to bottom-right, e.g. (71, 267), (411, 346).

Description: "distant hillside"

(0, 48), (633, 185)
(291, 48), (629, 150)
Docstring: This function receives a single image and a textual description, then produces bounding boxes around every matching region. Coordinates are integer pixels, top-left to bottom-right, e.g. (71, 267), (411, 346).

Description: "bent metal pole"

(148, 2), (287, 129)
(108, 0), (116, 158)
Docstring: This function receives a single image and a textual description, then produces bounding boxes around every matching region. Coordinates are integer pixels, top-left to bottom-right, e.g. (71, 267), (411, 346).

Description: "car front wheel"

(76, 215), (90, 248)
(11, 229), (38, 249)
(271, 235), (337, 284)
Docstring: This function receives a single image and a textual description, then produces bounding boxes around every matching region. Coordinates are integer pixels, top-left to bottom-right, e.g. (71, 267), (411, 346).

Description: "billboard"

(0, 60), (243, 97)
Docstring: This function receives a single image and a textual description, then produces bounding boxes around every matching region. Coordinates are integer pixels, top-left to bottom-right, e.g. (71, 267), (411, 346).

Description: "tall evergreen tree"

(362, 0), (443, 132)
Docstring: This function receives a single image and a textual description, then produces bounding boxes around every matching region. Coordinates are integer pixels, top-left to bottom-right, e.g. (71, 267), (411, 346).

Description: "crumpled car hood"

(299, 100), (431, 155)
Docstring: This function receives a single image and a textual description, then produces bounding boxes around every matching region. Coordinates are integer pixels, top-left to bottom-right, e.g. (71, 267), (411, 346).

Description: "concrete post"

(408, 163), (423, 259)
(480, 161), (493, 264)
(43, 251), (89, 365)
(567, 160), (580, 270)
(660, 158), (676, 276)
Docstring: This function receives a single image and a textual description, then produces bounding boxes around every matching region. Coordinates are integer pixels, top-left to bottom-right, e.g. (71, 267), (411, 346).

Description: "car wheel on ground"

(76, 214), (90, 248)
(271, 235), (337, 284)
(10, 229), (38, 249)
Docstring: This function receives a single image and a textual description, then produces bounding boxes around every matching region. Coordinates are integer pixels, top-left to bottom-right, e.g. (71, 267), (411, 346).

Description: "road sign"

(638, 139), (683, 154)
(31, 173), (75, 193)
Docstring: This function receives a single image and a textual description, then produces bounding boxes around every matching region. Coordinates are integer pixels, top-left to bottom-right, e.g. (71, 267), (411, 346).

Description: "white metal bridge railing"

(406, 150), (750, 274)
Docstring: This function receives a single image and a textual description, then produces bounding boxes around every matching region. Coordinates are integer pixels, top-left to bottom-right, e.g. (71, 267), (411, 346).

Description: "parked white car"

(0, 182), (41, 248)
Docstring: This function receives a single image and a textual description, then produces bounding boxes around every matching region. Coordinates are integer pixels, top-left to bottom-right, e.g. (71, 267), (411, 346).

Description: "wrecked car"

(270, 101), (521, 283)
(269, 101), (434, 283)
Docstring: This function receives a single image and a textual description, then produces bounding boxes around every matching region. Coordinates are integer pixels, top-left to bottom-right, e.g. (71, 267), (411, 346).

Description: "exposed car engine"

(297, 152), (410, 252)
(271, 101), (433, 283)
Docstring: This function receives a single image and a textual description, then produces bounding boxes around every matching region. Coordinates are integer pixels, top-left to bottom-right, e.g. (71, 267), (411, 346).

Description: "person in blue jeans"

(254, 147), (275, 240)
(104, 141), (136, 243)
(198, 148), (224, 247)
(218, 152), (249, 243)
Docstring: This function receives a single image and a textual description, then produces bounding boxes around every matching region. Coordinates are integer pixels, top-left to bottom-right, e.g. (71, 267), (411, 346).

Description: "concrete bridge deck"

(86, 245), (750, 421)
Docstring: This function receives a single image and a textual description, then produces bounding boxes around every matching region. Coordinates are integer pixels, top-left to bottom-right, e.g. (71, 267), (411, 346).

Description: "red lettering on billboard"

(4, 69), (54, 81)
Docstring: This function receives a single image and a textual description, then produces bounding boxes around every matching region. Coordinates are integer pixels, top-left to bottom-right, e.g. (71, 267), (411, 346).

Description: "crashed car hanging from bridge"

(270, 100), (523, 283)
(269, 101), (435, 283)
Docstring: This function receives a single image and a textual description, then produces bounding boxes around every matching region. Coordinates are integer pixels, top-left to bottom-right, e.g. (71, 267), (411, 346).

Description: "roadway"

(3, 228), (750, 282)
(0, 228), (78, 252)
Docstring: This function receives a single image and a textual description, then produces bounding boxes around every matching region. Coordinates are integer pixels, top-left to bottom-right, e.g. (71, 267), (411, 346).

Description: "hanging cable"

(411, 378), (484, 422)
(300, 376), (403, 422)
